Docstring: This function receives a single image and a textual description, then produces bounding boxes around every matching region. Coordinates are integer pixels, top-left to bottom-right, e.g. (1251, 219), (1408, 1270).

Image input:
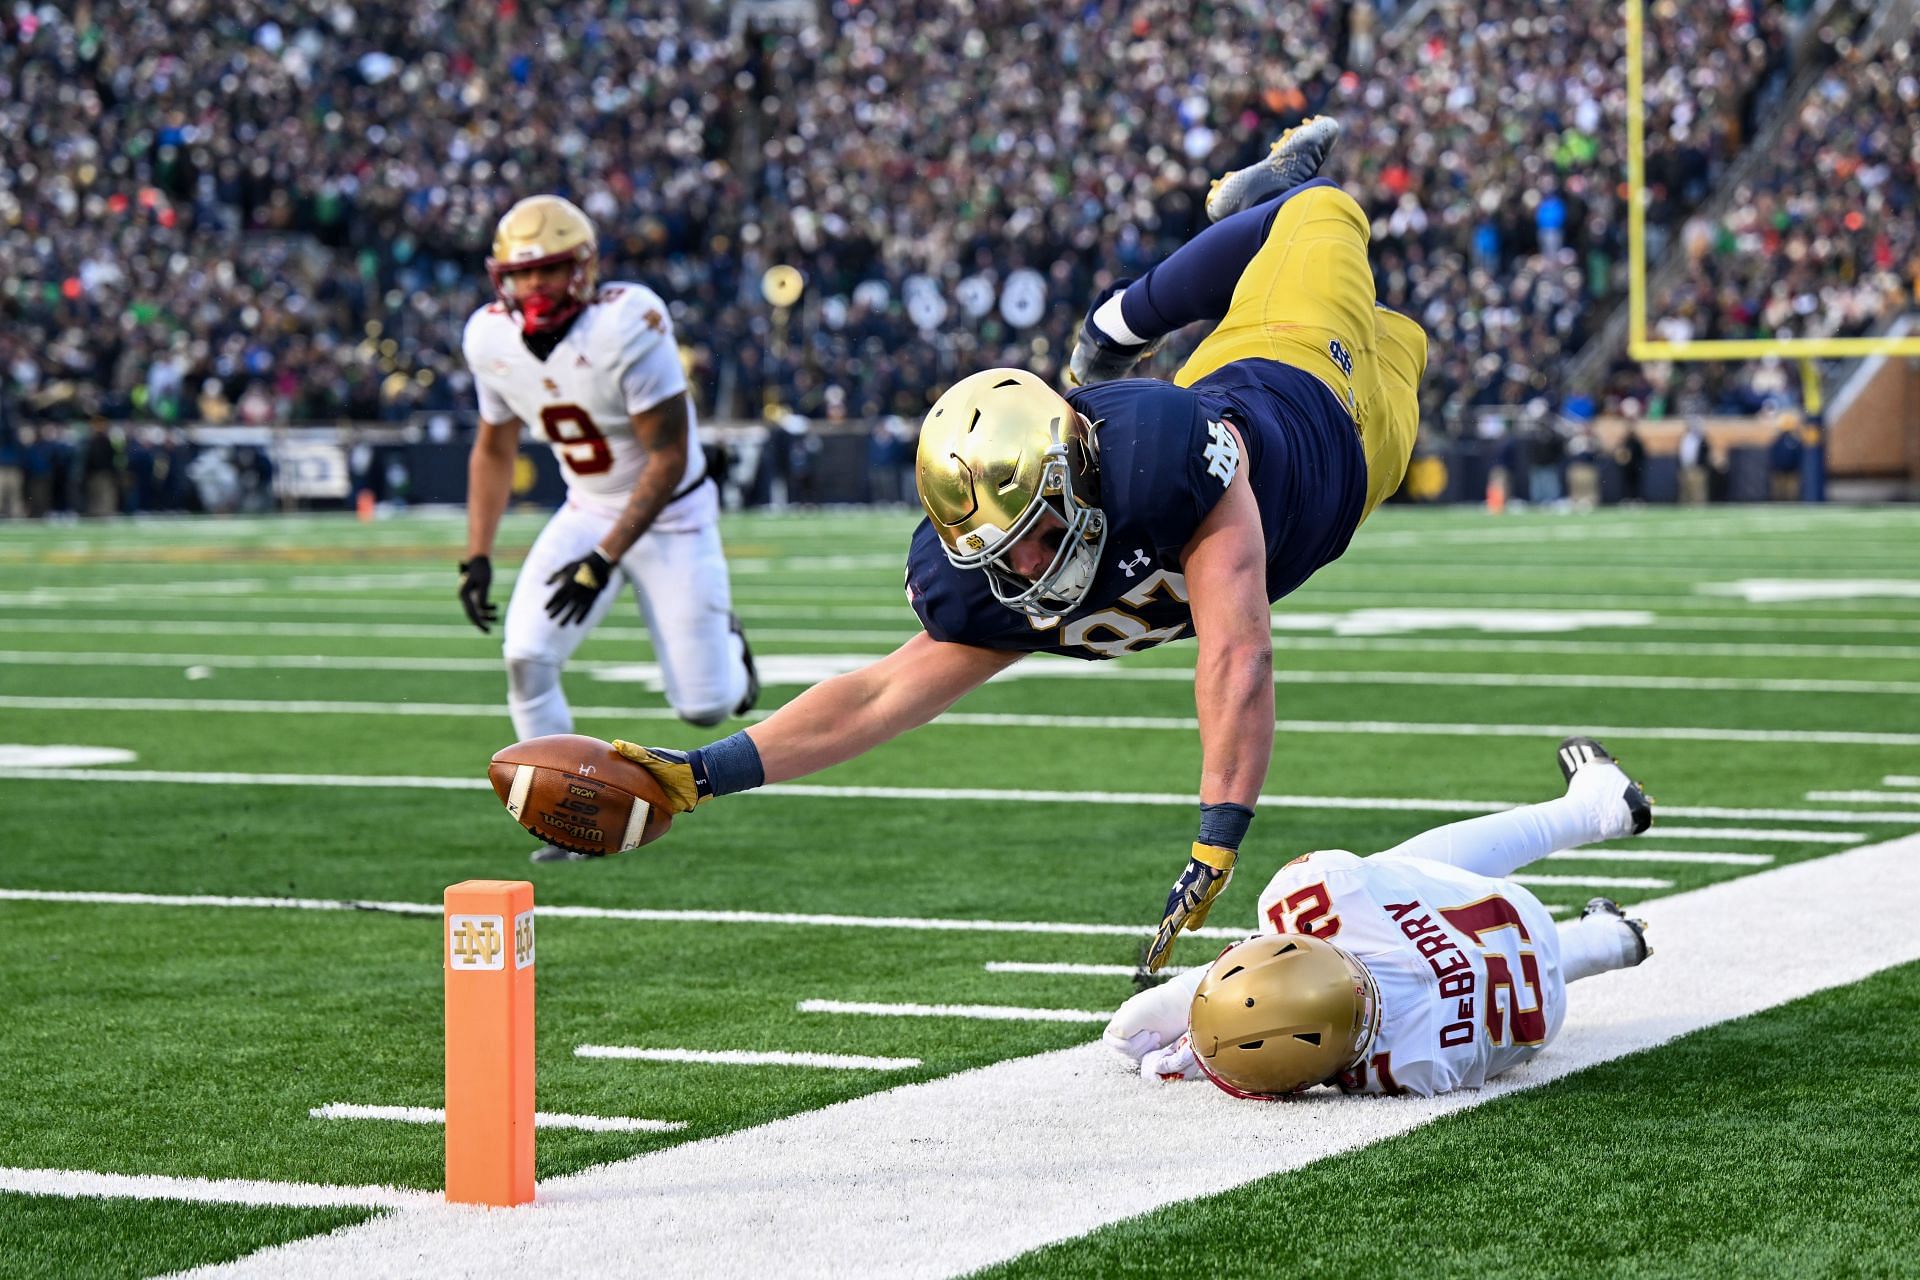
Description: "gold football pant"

(1173, 185), (1428, 520)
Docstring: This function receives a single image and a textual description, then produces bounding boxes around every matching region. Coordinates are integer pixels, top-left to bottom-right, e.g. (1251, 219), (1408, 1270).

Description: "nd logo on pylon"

(448, 914), (506, 970)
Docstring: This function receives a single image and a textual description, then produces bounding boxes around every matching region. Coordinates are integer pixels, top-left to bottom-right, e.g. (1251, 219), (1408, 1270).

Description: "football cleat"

(529, 842), (599, 864)
(1581, 897), (1652, 965)
(1205, 115), (1341, 223)
(730, 612), (760, 718)
(1066, 286), (1166, 388)
(1557, 735), (1654, 837)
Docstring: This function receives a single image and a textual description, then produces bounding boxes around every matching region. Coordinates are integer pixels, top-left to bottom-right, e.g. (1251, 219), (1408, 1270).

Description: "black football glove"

(457, 555), (498, 633)
(545, 548), (616, 625)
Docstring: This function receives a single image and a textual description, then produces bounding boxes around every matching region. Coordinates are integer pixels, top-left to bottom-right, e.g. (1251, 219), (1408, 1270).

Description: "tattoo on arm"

(601, 395), (691, 561)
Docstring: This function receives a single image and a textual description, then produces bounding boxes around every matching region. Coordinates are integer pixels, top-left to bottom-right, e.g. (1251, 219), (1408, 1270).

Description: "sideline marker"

(444, 879), (536, 1206)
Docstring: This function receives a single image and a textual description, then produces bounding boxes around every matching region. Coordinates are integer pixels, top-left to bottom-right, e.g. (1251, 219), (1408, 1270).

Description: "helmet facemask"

(487, 250), (596, 335)
(950, 439), (1106, 618)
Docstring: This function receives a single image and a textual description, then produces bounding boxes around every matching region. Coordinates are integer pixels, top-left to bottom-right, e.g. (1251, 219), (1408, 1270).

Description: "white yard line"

(309, 1104), (684, 1134)
(1546, 849), (1774, 866)
(1886, 776), (1920, 787)
(174, 832), (1920, 1280)
(0, 889), (1250, 942)
(1641, 826), (1860, 843)
(574, 1047), (922, 1071)
(1, 770), (1913, 825)
(7, 648), (1919, 696)
(1509, 873), (1672, 889)
(797, 1000), (1111, 1024)
(1806, 790), (1920, 804)
(983, 962), (1198, 978)
(0, 1167), (436, 1211)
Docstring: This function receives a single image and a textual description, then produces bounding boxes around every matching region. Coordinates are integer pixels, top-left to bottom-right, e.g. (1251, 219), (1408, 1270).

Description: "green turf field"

(2, 503), (1918, 1277)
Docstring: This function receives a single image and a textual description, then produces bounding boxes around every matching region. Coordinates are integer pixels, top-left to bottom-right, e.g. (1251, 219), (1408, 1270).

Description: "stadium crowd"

(0, 0), (1907, 513)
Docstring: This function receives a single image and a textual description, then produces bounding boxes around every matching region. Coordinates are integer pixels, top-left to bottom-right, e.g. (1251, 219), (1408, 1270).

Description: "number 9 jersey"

(462, 282), (706, 522)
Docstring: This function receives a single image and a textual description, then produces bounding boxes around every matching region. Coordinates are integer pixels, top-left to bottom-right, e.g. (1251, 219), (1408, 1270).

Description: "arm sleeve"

(474, 375), (514, 426)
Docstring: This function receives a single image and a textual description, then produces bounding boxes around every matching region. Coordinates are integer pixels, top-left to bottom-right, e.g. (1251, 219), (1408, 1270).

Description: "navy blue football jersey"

(906, 358), (1367, 660)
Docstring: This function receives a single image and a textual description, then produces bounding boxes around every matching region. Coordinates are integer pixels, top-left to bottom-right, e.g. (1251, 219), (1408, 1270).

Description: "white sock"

(1091, 292), (1147, 347)
(506, 657), (572, 739)
(1558, 914), (1643, 983)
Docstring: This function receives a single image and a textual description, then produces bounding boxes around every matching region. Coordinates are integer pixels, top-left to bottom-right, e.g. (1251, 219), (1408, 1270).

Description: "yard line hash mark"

(797, 1000), (1111, 1024)
(309, 1104), (685, 1134)
(574, 1047), (923, 1070)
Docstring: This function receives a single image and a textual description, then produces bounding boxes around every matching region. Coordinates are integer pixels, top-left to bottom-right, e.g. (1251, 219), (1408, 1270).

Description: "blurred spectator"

(1769, 415), (1806, 500)
(1615, 421), (1648, 504)
(1678, 417), (1712, 504)
(81, 418), (125, 517)
(0, 420), (22, 518)
(1564, 423), (1600, 511)
(1525, 416), (1564, 505)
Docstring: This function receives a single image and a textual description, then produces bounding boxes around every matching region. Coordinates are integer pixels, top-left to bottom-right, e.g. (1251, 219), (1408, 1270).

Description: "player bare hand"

(1144, 842), (1237, 971)
(457, 555), (499, 633)
(611, 741), (711, 813)
(545, 548), (615, 625)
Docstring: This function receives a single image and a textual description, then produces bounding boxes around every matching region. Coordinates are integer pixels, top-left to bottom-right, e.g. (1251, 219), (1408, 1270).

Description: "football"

(487, 734), (673, 857)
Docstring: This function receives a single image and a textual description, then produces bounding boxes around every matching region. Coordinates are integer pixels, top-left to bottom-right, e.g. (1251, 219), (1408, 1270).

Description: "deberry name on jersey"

(463, 282), (704, 517)
(907, 359), (1367, 660)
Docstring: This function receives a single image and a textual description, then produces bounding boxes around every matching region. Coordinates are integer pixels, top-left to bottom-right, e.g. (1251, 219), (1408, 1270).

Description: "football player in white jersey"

(1104, 737), (1654, 1098)
(457, 195), (758, 861)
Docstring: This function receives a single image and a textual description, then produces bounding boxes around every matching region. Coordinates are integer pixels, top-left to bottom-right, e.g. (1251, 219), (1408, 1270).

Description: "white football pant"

(502, 496), (748, 736)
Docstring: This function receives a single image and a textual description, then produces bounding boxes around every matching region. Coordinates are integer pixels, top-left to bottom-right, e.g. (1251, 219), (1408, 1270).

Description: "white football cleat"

(1557, 736), (1654, 839)
(1205, 115), (1341, 223)
(1581, 897), (1652, 965)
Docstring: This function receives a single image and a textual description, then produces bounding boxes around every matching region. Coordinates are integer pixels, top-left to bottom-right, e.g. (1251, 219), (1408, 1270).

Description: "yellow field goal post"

(1624, 0), (1920, 379)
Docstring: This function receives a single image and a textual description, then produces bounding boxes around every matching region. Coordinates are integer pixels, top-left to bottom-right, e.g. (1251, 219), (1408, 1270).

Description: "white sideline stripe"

(797, 1000), (1110, 1024)
(8, 694), (1920, 751)
(0, 769), (1913, 825)
(1643, 826), (1861, 843)
(309, 1103), (685, 1134)
(1510, 873), (1672, 890)
(575, 1047), (922, 1071)
(0, 889), (1249, 942)
(1806, 790), (1920, 804)
(1886, 776), (1920, 787)
(0, 1167), (435, 1211)
(9, 648), (1920, 697)
(1546, 849), (1775, 867)
(984, 962), (1199, 978)
(178, 832), (1920, 1280)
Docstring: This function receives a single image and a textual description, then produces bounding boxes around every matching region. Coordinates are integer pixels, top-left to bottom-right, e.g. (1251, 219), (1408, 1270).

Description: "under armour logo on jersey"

(1328, 338), (1354, 377)
(1202, 420), (1240, 489)
(1118, 549), (1150, 578)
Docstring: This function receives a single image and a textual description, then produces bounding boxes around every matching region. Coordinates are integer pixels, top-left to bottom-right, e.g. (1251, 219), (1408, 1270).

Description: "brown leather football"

(488, 734), (673, 857)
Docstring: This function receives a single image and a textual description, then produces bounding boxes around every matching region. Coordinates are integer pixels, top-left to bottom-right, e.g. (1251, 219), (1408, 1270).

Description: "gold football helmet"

(1189, 933), (1381, 1098)
(915, 368), (1106, 617)
(485, 195), (599, 333)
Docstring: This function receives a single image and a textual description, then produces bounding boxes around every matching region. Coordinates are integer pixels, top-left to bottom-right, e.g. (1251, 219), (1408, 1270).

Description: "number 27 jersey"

(461, 282), (703, 517)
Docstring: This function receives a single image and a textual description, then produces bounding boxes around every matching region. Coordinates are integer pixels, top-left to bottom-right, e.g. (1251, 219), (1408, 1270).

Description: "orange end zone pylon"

(444, 879), (536, 1206)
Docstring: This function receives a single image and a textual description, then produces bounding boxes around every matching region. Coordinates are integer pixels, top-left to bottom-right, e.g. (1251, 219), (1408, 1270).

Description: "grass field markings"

(1806, 790), (1920, 804)
(308, 1104), (686, 1134)
(3, 769), (1915, 826)
(983, 962), (1197, 978)
(14, 697), (1920, 757)
(1509, 873), (1673, 889)
(1698, 578), (1920, 603)
(0, 744), (135, 767)
(14, 618), (1920, 663)
(0, 1167), (436, 1211)
(0, 889), (1252, 942)
(796, 1000), (1110, 1024)
(1887, 776), (1920, 787)
(1620, 826), (1861, 843)
(1545, 849), (1775, 866)
(182, 830), (1920, 1279)
(17, 649), (1920, 699)
(573, 1047), (923, 1070)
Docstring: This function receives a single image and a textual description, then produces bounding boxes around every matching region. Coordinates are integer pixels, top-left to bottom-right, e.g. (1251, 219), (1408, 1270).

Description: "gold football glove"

(611, 741), (710, 814)
(1144, 842), (1237, 972)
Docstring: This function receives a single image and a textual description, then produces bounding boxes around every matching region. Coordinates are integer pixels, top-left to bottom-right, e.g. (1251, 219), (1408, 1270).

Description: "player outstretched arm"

(458, 415), (524, 633)
(614, 632), (1023, 811)
(1146, 421), (1274, 971)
